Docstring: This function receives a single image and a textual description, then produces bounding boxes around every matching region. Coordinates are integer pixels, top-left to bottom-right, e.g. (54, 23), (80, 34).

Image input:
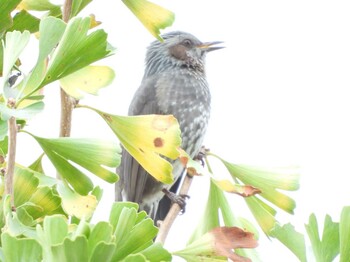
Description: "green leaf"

(340, 206), (350, 262)
(0, 132), (8, 155)
(88, 222), (113, 258)
(122, 0), (175, 41)
(70, 0), (93, 18)
(28, 153), (45, 173)
(245, 196), (277, 235)
(305, 214), (340, 262)
(89, 242), (116, 262)
(25, 186), (63, 219)
(107, 202), (159, 261)
(188, 181), (260, 261)
(213, 154), (299, 214)
(0, 0), (22, 33)
(42, 215), (69, 245)
(8, 10), (40, 33)
(138, 243), (171, 261)
(270, 223), (307, 262)
(1, 232), (42, 262)
(51, 236), (89, 262)
(32, 136), (120, 183)
(175, 227), (257, 262)
(18, 0), (61, 12)
(18, 17), (66, 102)
(82, 105), (181, 184)
(1, 30), (30, 92)
(57, 183), (98, 220)
(27, 134), (120, 195)
(14, 166), (39, 207)
(42, 16), (115, 86)
(0, 101), (44, 120)
(59, 65), (115, 99)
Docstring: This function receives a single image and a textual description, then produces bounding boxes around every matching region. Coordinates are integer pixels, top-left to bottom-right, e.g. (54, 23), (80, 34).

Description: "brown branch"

(5, 116), (17, 207)
(155, 174), (194, 244)
(59, 0), (75, 138)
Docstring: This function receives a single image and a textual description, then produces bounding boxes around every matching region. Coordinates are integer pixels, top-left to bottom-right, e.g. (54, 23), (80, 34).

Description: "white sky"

(17, 0), (350, 261)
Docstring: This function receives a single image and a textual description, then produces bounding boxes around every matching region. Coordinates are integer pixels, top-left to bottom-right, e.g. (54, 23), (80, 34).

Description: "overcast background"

(18, 0), (350, 261)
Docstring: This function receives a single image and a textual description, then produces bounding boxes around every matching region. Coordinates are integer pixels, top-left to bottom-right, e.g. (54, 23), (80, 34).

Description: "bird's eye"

(182, 39), (193, 47)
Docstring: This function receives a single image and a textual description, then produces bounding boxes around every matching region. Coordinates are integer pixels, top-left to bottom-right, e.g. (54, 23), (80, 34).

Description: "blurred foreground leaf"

(122, 0), (174, 41)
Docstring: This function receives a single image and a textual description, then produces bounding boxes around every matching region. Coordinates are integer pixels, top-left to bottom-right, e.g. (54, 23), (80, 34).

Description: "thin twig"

(155, 174), (194, 244)
(6, 116), (17, 207)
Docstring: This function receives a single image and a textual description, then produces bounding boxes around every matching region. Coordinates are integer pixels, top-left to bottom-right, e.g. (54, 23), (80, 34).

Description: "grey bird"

(116, 31), (223, 221)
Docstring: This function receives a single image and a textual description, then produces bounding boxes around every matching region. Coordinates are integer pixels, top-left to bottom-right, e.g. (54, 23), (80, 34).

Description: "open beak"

(197, 41), (225, 52)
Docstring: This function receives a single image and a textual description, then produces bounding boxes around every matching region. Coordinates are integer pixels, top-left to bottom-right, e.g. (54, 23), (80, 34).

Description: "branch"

(59, 0), (75, 138)
(5, 116), (17, 207)
(155, 174), (194, 244)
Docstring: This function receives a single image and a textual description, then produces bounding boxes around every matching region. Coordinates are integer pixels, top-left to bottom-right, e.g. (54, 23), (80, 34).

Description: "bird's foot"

(162, 188), (190, 214)
(195, 146), (209, 167)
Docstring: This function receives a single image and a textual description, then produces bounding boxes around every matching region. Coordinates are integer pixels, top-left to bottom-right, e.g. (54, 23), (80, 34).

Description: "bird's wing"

(116, 76), (161, 205)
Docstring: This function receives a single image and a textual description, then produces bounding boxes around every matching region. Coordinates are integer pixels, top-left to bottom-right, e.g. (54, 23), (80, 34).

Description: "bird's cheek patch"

(169, 45), (188, 61)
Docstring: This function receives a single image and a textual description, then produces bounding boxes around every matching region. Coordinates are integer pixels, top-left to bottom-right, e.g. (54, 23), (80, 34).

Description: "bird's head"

(144, 31), (223, 77)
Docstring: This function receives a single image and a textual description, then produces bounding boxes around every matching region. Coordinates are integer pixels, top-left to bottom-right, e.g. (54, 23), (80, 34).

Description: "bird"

(115, 31), (223, 222)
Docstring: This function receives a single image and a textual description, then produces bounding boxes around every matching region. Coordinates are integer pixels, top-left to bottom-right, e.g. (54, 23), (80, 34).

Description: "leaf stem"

(155, 173), (194, 244)
(5, 116), (17, 207)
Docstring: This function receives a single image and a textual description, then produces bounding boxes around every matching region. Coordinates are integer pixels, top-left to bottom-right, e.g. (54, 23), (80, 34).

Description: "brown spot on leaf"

(103, 114), (112, 122)
(154, 137), (164, 147)
(239, 186), (262, 197)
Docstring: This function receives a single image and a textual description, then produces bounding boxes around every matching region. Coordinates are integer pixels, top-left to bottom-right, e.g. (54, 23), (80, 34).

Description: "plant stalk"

(59, 0), (75, 138)
(6, 117), (17, 207)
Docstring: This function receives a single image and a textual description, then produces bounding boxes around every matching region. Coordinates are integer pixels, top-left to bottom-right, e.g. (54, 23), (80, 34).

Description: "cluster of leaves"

(1, 0), (349, 261)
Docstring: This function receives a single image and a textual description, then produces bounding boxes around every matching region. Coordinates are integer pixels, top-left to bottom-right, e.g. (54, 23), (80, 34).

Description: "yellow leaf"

(81, 105), (182, 184)
(59, 65), (115, 99)
(57, 184), (98, 220)
(122, 0), (175, 41)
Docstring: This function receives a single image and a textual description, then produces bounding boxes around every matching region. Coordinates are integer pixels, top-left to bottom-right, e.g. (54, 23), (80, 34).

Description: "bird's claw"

(162, 189), (190, 214)
(195, 146), (209, 167)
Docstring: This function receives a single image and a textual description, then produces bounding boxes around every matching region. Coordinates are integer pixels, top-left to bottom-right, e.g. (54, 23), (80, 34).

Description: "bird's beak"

(197, 41), (225, 52)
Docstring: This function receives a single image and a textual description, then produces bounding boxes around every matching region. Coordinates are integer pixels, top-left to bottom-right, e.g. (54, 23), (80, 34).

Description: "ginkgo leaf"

(81, 105), (181, 184)
(245, 196), (277, 234)
(70, 0), (93, 18)
(8, 10), (40, 33)
(42, 16), (115, 87)
(25, 133), (120, 195)
(270, 223), (307, 262)
(16, 0), (60, 12)
(212, 179), (261, 197)
(340, 206), (350, 261)
(0, 0), (21, 33)
(174, 227), (258, 262)
(59, 65), (115, 99)
(1, 30), (30, 92)
(57, 183), (98, 220)
(122, 0), (175, 41)
(210, 153), (299, 214)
